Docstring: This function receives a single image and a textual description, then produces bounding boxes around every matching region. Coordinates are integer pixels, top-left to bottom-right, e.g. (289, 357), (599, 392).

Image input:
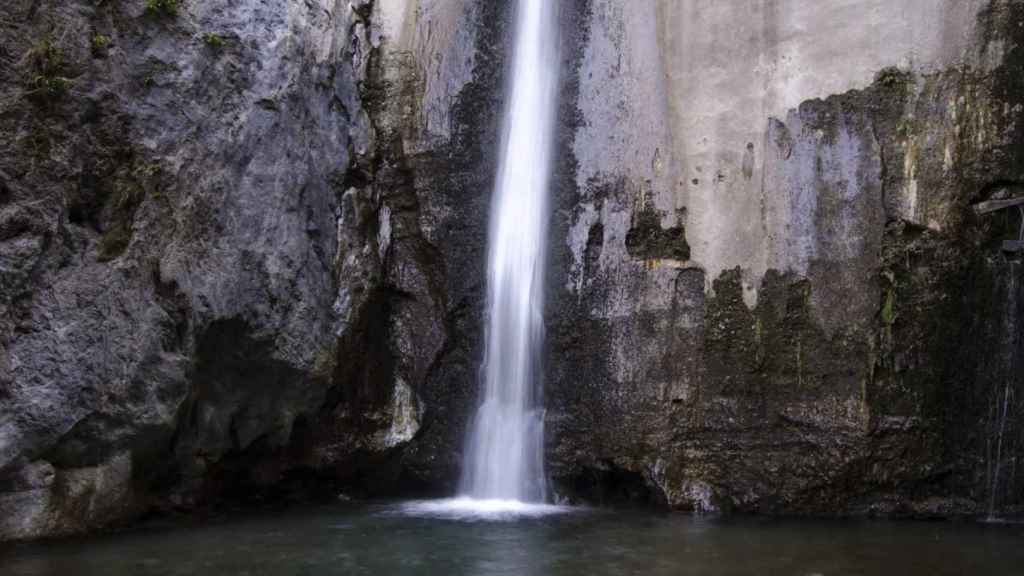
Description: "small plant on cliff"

(22, 35), (73, 102)
(145, 0), (180, 17)
(91, 34), (111, 57)
(882, 286), (897, 326)
(202, 32), (224, 49)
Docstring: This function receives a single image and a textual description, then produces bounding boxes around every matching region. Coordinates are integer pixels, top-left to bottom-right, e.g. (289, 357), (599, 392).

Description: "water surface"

(3, 502), (1023, 575)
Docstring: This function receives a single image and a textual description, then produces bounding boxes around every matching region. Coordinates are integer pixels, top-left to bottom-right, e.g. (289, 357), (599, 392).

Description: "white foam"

(392, 498), (574, 521)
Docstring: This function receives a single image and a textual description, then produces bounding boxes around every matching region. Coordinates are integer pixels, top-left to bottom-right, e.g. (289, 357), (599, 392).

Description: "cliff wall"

(1, 0), (1021, 540)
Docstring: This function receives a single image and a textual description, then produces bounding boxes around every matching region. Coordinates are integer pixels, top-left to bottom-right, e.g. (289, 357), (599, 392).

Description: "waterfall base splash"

(396, 497), (572, 521)
(460, 406), (548, 502)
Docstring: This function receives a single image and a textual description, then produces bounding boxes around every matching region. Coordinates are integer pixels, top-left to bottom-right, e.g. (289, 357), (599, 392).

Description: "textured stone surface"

(0, 0), (358, 539)
(0, 0), (498, 540)
(547, 0), (1024, 515)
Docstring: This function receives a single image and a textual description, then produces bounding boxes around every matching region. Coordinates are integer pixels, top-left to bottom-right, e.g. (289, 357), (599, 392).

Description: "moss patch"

(23, 35), (73, 103)
(202, 33), (224, 50)
(145, 0), (181, 17)
(625, 204), (690, 261)
(881, 285), (896, 326)
(91, 34), (111, 58)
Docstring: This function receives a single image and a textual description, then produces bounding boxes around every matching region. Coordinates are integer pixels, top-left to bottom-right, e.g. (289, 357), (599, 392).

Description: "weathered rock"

(547, 0), (1024, 516)
(0, 0), (496, 539)
(0, 0), (524, 538)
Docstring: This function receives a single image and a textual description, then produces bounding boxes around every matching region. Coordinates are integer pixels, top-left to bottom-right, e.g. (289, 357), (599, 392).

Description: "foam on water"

(395, 498), (573, 521)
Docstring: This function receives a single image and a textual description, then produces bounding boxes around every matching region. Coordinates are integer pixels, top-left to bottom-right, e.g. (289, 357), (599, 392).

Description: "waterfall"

(459, 0), (560, 503)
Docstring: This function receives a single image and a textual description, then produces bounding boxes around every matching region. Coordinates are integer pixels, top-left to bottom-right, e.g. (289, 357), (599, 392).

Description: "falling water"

(459, 0), (560, 504)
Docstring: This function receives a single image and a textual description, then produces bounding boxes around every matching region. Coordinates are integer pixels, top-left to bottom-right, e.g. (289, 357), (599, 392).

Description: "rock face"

(0, 0), (1022, 540)
(0, 0), (501, 540)
(547, 0), (1024, 515)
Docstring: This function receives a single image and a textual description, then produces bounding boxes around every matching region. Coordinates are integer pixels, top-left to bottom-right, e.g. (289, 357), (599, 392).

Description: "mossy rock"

(145, 0), (181, 17)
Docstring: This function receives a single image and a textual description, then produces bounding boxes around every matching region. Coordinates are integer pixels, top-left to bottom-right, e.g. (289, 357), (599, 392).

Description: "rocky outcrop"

(0, 0), (360, 539)
(0, 0), (502, 540)
(1, 0), (1022, 541)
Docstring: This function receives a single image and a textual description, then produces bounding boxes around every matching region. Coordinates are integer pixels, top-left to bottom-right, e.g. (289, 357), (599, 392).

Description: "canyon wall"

(0, 0), (495, 540)
(0, 0), (1021, 540)
(548, 0), (1024, 514)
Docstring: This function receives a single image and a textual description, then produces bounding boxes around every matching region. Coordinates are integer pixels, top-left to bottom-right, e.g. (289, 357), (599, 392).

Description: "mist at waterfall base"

(403, 0), (562, 519)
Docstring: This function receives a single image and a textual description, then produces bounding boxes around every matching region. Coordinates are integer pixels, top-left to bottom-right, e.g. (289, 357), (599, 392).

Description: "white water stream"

(458, 0), (560, 505)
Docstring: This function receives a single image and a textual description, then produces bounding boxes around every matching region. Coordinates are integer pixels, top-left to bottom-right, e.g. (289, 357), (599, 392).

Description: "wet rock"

(547, 0), (1024, 517)
(0, 0), (491, 539)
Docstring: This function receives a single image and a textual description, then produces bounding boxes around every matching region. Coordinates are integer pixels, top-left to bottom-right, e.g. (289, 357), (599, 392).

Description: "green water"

(2, 502), (1022, 575)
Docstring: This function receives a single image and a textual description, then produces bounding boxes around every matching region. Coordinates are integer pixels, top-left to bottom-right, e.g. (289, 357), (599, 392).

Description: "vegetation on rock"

(91, 34), (111, 57)
(202, 33), (224, 50)
(22, 34), (72, 102)
(145, 0), (180, 17)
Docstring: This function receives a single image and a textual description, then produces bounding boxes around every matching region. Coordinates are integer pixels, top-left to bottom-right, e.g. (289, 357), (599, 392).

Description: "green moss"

(24, 36), (73, 102)
(134, 163), (162, 179)
(145, 0), (180, 17)
(26, 36), (64, 73)
(137, 164), (166, 199)
(32, 76), (73, 99)
(880, 283), (898, 359)
(882, 286), (896, 326)
(91, 34), (111, 56)
(202, 33), (224, 49)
